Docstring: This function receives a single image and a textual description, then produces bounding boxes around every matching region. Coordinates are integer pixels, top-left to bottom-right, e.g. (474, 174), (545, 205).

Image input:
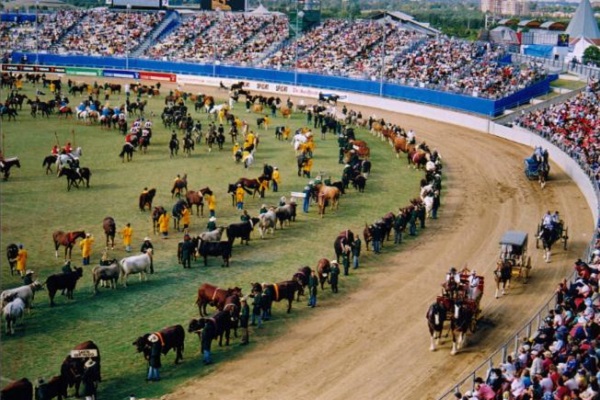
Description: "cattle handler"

(240, 297), (250, 345)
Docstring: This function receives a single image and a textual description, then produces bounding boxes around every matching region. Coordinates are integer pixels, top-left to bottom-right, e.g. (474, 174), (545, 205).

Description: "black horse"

(58, 167), (91, 191)
(426, 301), (447, 351)
(42, 155), (58, 174)
(172, 199), (187, 231)
(139, 188), (157, 211)
(119, 142), (135, 162)
(1, 157), (21, 180)
(183, 135), (195, 157)
(169, 136), (180, 158)
(6, 243), (19, 275)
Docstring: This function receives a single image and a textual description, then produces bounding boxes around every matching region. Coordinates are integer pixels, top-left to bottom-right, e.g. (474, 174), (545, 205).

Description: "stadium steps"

(47, 10), (90, 54)
(132, 10), (180, 58)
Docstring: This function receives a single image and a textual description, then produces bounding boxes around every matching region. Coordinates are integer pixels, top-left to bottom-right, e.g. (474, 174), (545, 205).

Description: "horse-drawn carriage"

(499, 231), (531, 283)
(429, 268), (485, 353)
(536, 219), (568, 251)
(524, 147), (550, 187)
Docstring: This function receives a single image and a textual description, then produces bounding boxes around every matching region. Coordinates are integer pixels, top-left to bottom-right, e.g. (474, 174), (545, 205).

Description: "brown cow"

(316, 258), (331, 290)
(195, 283), (243, 317)
(133, 324), (185, 364)
(1, 378), (33, 400)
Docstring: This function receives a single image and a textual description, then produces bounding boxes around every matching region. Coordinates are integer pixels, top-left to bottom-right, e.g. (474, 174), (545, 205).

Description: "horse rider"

(64, 141), (72, 154)
(552, 211), (560, 226)
(542, 210), (554, 230)
(533, 146), (544, 162)
(407, 129), (416, 145)
(444, 267), (462, 299)
(51, 145), (59, 156)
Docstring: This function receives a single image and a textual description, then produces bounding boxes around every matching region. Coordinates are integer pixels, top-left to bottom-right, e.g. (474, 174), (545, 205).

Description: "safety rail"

(437, 126), (600, 399)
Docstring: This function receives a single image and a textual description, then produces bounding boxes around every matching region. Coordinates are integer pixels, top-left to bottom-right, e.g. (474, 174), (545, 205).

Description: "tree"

(583, 46), (600, 67)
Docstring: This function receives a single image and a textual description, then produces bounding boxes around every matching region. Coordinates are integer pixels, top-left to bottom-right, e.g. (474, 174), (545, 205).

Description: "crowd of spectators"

(515, 78), (600, 186)
(56, 9), (166, 56)
(144, 12), (288, 65)
(1, 9), (554, 100)
(0, 10), (88, 54)
(385, 37), (548, 99)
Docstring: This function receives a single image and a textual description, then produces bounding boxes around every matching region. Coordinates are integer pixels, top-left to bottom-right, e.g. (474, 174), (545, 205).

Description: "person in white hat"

(329, 260), (340, 293)
(82, 358), (98, 399)
(147, 334), (162, 382)
(467, 270), (481, 300)
(207, 216), (217, 231)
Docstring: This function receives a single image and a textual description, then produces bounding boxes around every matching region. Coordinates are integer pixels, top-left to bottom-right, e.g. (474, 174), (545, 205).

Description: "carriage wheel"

(524, 256), (532, 284)
(470, 311), (479, 333)
(563, 227), (569, 250)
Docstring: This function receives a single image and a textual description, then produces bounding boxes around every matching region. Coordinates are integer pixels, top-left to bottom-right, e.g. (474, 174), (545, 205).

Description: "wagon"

(524, 156), (550, 180)
(499, 230), (531, 283)
(536, 219), (568, 250)
(458, 270), (485, 332)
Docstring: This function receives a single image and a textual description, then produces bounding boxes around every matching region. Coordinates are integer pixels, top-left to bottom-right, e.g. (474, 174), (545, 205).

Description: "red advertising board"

(139, 71), (176, 82)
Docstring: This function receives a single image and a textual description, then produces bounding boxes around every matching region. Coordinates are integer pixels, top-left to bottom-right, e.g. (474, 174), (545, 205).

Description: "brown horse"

(314, 183), (340, 218)
(333, 230), (354, 262)
(349, 139), (370, 158)
(407, 149), (429, 169)
(316, 258), (331, 290)
(152, 206), (166, 235)
(102, 216), (116, 249)
(171, 173), (188, 198)
(494, 260), (512, 299)
(393, 136), (415, 157)
(236, 175), (269, 198)
(186, 187), (210, 216)
(138, 188), (156, 211)
(53, 230), (86, 260)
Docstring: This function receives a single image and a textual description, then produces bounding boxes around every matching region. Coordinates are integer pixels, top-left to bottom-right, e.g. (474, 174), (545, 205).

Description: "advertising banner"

(66, 67), (101, 76)
(139, 71), (176, 82)
(102, 69), (140, 79)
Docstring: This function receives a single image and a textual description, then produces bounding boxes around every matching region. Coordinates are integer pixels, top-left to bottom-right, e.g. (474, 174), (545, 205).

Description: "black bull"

(60, 340), (101, 398)
(133, 324), (185, 364)
(257, 280), (302, 314)
(198, 240), (232, 267)
(188, 309), (233, 347)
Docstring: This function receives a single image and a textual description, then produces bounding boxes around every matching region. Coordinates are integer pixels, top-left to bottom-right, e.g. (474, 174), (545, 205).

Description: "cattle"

(0, 281), (43, 313)
(198, 227), (225, 242)
(133, 324), (185, 364)
(223, 294), (241, 338)
(351, 175), (367, 192)
(254, 280), (302, 314)
(195, 283), (243, 317)
(6, 243), (18, 275)
(92, 260), (120, 293)
(60, 340), (101, 397)
(226, 217), (260, 245)
(1, 378), (33, 400)
(188, 310), (232, 347)
(3, 295), (25, 335)
(258, 209), (277, 238)
(292, 266), (311, 300)
(44, 267), (83, 307)
(35, 376), (67, 400)
(330, 180), (346, 195)
(275, 202), (297, 229)
(120, 249), (153, 287)
(197, 240), (232, 267)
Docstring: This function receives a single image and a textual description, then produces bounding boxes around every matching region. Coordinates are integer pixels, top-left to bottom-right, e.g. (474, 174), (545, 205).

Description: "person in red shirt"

(475, 377), (496, 400)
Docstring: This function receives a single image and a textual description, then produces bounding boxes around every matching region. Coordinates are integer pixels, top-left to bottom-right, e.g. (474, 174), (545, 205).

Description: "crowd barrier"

(7, 51), (557, 117)
(3, 57), (594, 397)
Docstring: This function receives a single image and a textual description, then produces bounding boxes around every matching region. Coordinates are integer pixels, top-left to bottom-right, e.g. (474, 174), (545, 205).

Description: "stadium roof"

(371, 11), (440, 36)
(566, 0), (600, 40)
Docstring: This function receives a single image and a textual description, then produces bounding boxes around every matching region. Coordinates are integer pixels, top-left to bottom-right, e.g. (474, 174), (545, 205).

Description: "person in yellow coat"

(181, 206), (191, 234)
(16, 244), (28, 277)
(80, 233), (95, 265)
(258, 177), (269, 199)
(271, 167), (280, 192)
(207, 192), (217, 217)
(244, 131), (255, 150)
(158, 211), (170, 238)
(235, 184), (246, 210)
(122, 223), (133, 252)
(302, 158), (313, 179)
(232, 142), (241, 162)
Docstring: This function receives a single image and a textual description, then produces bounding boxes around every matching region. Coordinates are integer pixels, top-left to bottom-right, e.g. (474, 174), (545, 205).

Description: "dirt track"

(145, 83), (593, 399)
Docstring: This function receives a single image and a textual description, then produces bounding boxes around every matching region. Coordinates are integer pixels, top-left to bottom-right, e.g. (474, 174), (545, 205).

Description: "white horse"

(120, 249), (153, 287)
(55, 147), (83, 173)
(243, 150), (255, 169)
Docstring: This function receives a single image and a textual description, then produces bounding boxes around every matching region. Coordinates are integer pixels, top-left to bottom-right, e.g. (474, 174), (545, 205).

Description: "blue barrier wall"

(9, 51), (556, 117)
(1, 13), (36, 23)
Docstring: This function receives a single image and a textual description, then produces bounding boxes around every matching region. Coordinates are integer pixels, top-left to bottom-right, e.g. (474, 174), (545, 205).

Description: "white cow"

(3, 297), (25, 335)
(120, 249), (153, 287)
(258, 209), (277, 239)
(0, 281), (43, 313)
(198, 227), (225, 243)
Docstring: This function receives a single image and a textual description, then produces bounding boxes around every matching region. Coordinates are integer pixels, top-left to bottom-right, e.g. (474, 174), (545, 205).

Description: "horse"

(102, 217), (116, 250)
(538, 160), (550, 189)
(6, 243), (18, 276)
(393, 136), (415, 157)
(183, 135), (195, 157)
(333, 230), (355, 262)
(450, 300), (475, 355)
(152, 206), (166, 234)
(119, 142), (135, 162)
(316, 258), (331, 290)
(58, 167), (91, 191)
(407, 149), (429, 169)
(57, 106), (74, 118)
(494, 260), (512, 299)
(1, 157), (21, 180)
(53, 230), (86, 259)
(169, 136), (180, 158)
(236, 176), (266, 198)
(0, 105), (18, 121)
(186, 187), (209, 216)
(539, 225), (555, 263)
(426, 300), (447, 351)
(172, 199), (187, 232)
(139, 188), (156, 211)
(55, 147), (83, 173)
(171, 174), (188, 198)
(42, 155), (57, 174)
